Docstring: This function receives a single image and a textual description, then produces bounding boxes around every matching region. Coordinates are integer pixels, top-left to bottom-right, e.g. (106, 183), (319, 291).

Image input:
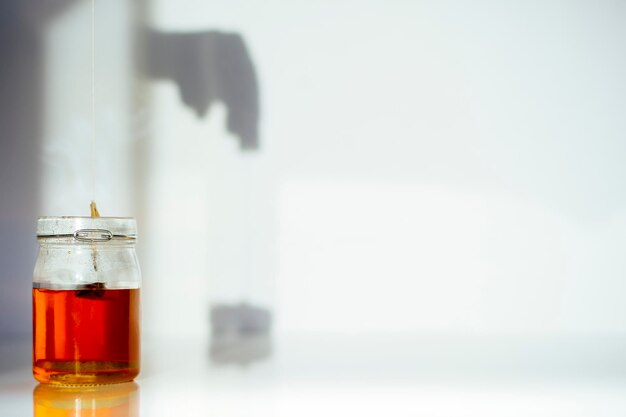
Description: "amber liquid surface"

(33, 287), (140, 385)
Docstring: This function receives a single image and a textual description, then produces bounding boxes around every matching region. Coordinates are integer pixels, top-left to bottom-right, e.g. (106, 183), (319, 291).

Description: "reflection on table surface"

(33, 382), (139, 417)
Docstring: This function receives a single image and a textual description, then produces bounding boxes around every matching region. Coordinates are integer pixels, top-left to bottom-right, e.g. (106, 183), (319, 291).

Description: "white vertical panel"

(42, 0), (134, 216)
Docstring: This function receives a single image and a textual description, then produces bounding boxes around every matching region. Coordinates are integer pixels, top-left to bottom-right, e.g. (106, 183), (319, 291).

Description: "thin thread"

(91, 0), (96, 203)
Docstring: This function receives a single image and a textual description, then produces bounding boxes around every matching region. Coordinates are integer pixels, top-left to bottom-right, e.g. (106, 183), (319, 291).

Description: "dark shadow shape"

(1, 0), (79, 28)
(0, 0), (79, 343)
(210, 303), (272, 366)
(146, 30), (260, 150)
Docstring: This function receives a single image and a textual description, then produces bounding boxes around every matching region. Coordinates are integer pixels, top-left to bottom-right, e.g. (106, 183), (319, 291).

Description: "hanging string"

(90, 0), (99, 217)
(91, 0), (96, 206)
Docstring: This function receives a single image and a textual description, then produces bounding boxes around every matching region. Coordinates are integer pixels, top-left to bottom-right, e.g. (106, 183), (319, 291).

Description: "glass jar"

(33, 217), (141, 385)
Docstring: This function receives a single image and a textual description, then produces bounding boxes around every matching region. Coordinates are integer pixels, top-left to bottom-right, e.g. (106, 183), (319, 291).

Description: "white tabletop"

(2, 334), (626, 416)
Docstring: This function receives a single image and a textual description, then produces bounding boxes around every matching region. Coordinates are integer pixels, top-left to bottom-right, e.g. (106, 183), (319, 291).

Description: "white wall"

(42, 0), (134, 216)
(141, 0), (626, 338)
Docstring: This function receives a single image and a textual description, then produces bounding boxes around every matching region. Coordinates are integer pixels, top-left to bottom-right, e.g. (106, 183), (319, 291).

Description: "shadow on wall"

(139, 26), (269, 363)
(0, 0), (80, 343)
(210, 304), (272, 366)
(146, 30), (260, 150)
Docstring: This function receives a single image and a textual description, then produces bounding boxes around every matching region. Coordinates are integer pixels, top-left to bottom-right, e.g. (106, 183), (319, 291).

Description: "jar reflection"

(33, 382), (139, 417)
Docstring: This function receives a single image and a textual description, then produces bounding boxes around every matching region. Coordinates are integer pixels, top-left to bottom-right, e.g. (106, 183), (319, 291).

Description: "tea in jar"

(33, 216), (141, 385)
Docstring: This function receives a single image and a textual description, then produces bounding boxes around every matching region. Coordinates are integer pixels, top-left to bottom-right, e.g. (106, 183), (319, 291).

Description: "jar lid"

(37, 216), (137, 240)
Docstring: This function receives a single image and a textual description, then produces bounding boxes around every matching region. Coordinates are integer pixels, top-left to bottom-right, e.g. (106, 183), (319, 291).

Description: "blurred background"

(1, 0), (626, 413)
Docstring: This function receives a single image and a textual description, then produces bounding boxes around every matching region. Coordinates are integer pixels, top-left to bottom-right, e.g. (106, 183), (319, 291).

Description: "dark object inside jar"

(75, 282), (106, 299)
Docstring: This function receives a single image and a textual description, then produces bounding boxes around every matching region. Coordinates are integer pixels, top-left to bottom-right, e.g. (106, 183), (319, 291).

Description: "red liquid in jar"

(33, 287), (140, 385)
